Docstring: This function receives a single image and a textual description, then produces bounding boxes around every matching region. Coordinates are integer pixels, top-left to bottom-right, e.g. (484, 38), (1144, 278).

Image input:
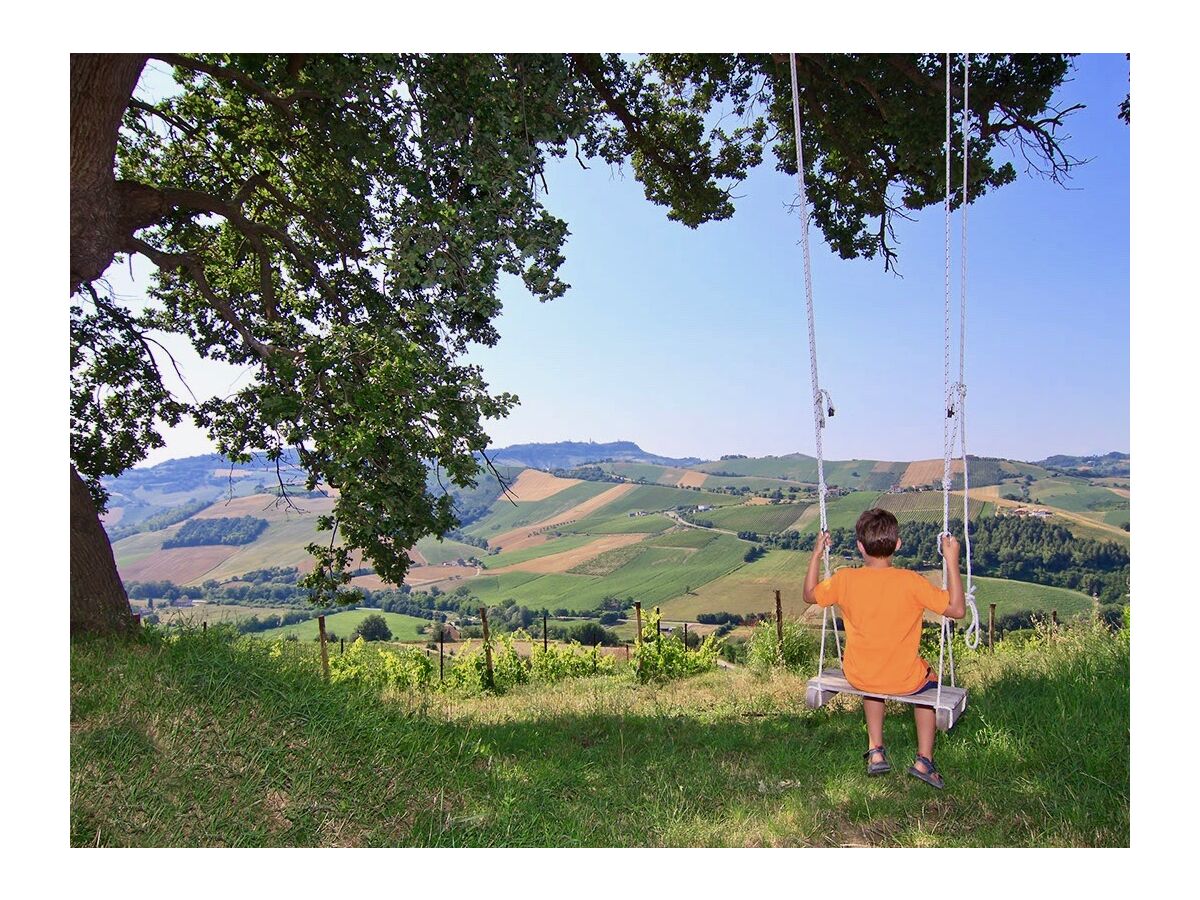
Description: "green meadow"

(256, 610), (430, 642)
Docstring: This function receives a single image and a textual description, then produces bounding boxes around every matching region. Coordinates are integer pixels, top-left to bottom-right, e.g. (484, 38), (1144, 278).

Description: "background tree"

(352, 614), (392, 643)
(71, 52), (1081, 635)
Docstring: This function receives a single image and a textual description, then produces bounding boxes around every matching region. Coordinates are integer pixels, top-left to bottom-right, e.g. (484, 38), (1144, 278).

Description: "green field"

(693, 454), (822, 481)
(794, 490), (886, 532)
(659, 547), (814, 620)
(559, 484), (738, 535)
(457, 532), (748, 612)
(659, 547), (1095, 624)
(414, 534), (487, 565)
(561, 511), (675, 535)
(702, 502), (810, 534)
(480, 532), (604, 569)
(1029, 477), (1129, 516)
(873, 491), (991, 524)
(256, 610), (430, 641)
(135, 602), (297, 628)
(915, 571), (1095, 619)
(602, 462), (682, 484)
(464, 481), (614, 538)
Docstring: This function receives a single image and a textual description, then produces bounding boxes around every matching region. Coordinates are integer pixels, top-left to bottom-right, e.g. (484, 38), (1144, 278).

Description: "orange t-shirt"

(813, 566), (950, 695)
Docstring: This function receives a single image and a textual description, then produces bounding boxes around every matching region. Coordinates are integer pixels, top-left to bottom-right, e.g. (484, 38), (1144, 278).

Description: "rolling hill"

(106, 443), (1129, 626)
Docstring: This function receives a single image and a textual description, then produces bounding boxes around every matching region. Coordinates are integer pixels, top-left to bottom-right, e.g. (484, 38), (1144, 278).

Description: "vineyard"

(872, 491), (991, 524)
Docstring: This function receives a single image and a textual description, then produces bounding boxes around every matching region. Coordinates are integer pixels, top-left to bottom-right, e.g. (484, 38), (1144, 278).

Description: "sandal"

(907, 754), (945, 790)
(863, 746), (891, 776)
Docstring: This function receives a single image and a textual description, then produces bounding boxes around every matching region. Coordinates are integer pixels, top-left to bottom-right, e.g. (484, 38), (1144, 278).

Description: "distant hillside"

(101, 450), (308, 538)
(1037, 452), (1129, 479)
(490, 440), (701, 470)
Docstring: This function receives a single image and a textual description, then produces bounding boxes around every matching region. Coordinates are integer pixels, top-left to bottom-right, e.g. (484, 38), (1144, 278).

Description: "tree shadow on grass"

(69, 630), (1129, 847)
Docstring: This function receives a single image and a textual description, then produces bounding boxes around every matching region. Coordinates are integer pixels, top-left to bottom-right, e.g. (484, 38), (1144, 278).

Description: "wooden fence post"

(775, 589), (783, 653)
(340, 638), (345, 655)
(683, 622), (689, 651)
(439, 628), (445, 682)
(132, 613), (141, 627)
(202, 621), (207, 632)
(634, 602), (643, 677)
(543, 611), (548, 653)
(1052, 609), (1059, 629)
(479, 606), (494, 689)
(655, 606), (661, 636)
(988, 603), (996, 651)
(317, 615), (331, 681)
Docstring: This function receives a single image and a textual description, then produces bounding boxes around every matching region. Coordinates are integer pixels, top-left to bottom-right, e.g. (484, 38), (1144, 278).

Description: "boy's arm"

(941, 534), (966, 618)
(802, 532), (832, 605)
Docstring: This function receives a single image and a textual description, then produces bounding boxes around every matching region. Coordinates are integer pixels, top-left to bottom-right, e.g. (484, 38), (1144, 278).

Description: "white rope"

(936, 53), (983, 709)
(958, 54), (981, 650)
(790, 53), (841, 680)
(938, 52), (954, 709)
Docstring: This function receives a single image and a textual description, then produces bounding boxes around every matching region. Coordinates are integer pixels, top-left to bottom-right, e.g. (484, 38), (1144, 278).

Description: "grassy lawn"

(71, 621), (1128, 846)
(255, 610), (429, 642)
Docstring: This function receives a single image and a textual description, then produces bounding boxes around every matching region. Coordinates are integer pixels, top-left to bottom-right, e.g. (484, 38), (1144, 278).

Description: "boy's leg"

(913, 706), (938, 773)
(864, 697), (886, 751)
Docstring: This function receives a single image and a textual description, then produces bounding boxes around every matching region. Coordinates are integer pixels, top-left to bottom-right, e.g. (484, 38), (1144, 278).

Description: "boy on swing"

(803, 508), (966, 789)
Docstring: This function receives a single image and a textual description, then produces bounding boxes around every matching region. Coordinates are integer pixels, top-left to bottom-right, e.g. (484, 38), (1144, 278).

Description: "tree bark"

(70, 53), (147, 294)
(71, 466), (134, 637)
(70, 55), (147, 637)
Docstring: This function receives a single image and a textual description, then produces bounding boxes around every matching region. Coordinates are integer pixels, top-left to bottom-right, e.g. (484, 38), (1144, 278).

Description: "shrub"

(631, 608), (719, 682)
(443, 633), (527, 695)
(746, 620), (818, 675)
(529, 641), (617, 683)
(569, 621), (620, 646)
(329, 638), (433, 691)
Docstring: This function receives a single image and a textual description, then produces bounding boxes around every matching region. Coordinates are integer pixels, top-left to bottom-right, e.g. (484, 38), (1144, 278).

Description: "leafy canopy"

(70, 53), (1080, 602)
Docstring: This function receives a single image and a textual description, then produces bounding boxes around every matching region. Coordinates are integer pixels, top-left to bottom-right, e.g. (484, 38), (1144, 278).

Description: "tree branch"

(123, 236), (298, 363)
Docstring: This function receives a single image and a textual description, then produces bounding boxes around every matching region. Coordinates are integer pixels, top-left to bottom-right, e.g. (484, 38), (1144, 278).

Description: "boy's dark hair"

(856, 508), (899, 558)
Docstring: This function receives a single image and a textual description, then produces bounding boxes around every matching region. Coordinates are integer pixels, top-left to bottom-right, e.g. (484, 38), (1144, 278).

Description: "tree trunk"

(70, 55), (147, 637)
(71, 466), (134, 637)
(70, 53), (147, 294)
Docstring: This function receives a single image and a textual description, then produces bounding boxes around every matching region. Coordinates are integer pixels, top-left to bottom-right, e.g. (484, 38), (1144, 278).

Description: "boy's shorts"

(910, 664), (937, 694)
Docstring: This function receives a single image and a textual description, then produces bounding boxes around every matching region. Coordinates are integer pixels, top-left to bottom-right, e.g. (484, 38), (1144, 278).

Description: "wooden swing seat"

(805, 668), (968, 732)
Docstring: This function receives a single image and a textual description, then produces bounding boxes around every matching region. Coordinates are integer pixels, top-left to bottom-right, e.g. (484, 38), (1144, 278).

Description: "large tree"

(70, 53), (1080, 635)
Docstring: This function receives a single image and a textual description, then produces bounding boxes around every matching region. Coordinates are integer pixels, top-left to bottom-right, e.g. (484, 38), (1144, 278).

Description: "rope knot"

(816, 388), (834, 427)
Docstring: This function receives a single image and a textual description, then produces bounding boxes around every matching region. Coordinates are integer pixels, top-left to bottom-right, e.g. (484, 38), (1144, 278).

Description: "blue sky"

(120, 54), (1129, 466)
